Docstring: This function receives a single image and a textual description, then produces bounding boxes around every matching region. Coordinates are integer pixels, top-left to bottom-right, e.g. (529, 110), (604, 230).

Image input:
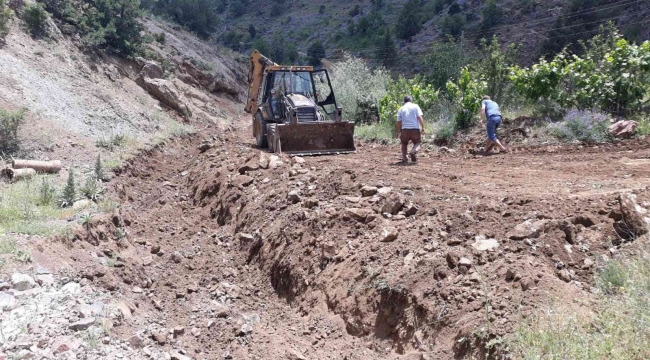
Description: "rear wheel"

(255, 114), (268, 149)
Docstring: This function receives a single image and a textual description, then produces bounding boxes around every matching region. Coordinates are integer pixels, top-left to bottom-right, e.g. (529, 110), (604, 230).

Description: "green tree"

(376, 30), (397, 67)
(0, 0), (12, 42)
(307, 41), (325, 66)
(470, 37), (520, 106)
(252, 38), (270, 55)
(446, 68), (487, 129)
(230, 1), (246, 17)
(21, 3), (49, 38)
(441, 14), (464, 38)
(480, 0), (502, 31)
(421, 41), (465, 91)
(61, 168), (76, 208)
(395, 0), (421, 40)
(248, 24), (256, 38)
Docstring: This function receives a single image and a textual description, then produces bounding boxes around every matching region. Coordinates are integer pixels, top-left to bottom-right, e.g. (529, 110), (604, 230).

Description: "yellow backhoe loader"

(244, 51), (356, 156)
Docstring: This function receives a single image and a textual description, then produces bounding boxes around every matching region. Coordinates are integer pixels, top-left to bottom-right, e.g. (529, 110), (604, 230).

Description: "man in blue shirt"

(479, 96), (508, 154)
(395, 95), (426, 164)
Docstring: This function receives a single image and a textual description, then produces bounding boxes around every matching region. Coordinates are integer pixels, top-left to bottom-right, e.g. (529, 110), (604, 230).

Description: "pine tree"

(62, 167), (76, 207)
(377, 31), (397, 67)
(94, 154), (104, 181)
(395, 0), (421, 40)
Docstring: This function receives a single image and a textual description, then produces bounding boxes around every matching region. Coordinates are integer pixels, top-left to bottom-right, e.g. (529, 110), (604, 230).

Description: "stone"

(116, 302), (133, 319)
(212, 302), (230, 318)
(237, 324), (253, 336)
(379, 227), (399, 242)
(11, 273), (36, 291)
(142, 256), (154, 266)
(447, 238), (462, 246)
(141, 78), (191, 117)
(618, 193), (649, 236)
(152, 331), (167, 345)
(377, 187), (392, 197)
(72, 199), (94, 210)
(558, 269), (572, 283)
(239, 156), (260, 174)
(132, 286), (143, 293)
(382, 194), (405, 215)
(0, 292), (16, 310)
(583, 258), (594, 268)
(303, 199), (319, 209)
(269, 155), (284, 169)
(174, 326), (186, 336)
(471, 235), (500, 251)
(520, 278), (532, 291)
(233, 175), (254, 187)
(293, 156), (306, 164)
(151, 245), (161, 254)
(507, 220), (548, 240)
(191, 327), (201, 337)
(361, 186), (378, 197)
(141, 61), (164, 79)
(505, 269), (517, 281)
(572, 214), (596, 228)
(446, 252), (460, 269)
(459, 257), (473, 267)
(0, 282), (10, 290)
(344, 208), (374, 223)
(286, 349), (308, 360)
(170, 350), (192, 360)
(171, 251), (183, 264)
(35, 274), (54, 286)
(198, 140), (213, 153)
(608, 120), (638, 138)
(403, 252), (415, 266)
(69, 318), (95, 331)
(404, 204), (419, 217)
(61, 282), (81, 294)
(287, 190), (301, 204)
(129, 334), (145, 349)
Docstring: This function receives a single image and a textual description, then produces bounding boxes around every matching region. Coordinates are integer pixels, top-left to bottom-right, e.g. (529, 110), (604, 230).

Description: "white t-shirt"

(397, 102), (423, 130)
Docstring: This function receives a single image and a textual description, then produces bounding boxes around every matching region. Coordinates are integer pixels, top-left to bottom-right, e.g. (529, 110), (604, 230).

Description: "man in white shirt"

(395, 95), (426, 164)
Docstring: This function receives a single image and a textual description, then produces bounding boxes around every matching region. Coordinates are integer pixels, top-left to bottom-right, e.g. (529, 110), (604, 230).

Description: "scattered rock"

(174, 327), (186, 336)
(286, 349), (308, 360)
(198, 141), (213, 153)
(129, 334), (145, 349)
(303, 199), (319, 209)
(61, 282), (81, 294)
(382, 194), (405, 215)
(11, 273), (36, 291)
(557, 269), (572, 283)
(141, 78), (191, 117)
(505, 269), (517, 282)
(361, 186), (378, 197)
(151, 245), (161, 254)
(287, 190), (301, 204)
(379, 227), (399, 242)
(269, 155), (284, 169)
(377, 187), (392, 197)
(583, 257), (594, 269)
(152, 331), (167, 345)
(170, 350), (192, 360)
(344, 208), (374, 223)
(572, 214), (596, 228)
(239, 156), (260, 174)
(191, 327), (201, 337)
(471, 235), (500, 251)
(447, 238), (462, 246)
(446, 252), (460, 269)
(171, 251), (183, 264)
(520, 278), (532, 291)
(507, 220), (548, 240)
(69, 318), (95, 331)
(404, 203), (419, 217)
(237, 324), (253, 336)
(459, 257), (473, 267)
(0, 292), (16, 310)
(233, 175), (254, 187)
(140, 61), (164, 79)
(35, 274), (55, 286)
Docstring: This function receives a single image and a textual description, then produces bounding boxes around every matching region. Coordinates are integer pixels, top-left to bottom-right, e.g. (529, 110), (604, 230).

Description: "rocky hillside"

(211, 0), (650, 65)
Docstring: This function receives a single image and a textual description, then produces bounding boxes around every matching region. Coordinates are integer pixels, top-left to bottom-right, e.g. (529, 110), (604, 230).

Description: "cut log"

(6, 168), (36, 182)
(11, 160), (62, 173)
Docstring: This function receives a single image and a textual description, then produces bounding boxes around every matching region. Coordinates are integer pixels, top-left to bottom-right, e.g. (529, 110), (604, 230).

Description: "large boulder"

(382, 194), (405, 215)
(608, 120), (638, 139)
(507, 220), (548, 240)
(140, 61), (164, 79)
(141, 78), (191, 117)
(618, 193), (649, 237)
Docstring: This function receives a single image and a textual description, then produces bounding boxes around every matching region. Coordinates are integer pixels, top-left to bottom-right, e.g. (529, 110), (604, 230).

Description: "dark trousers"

(400, 129), (422, 160)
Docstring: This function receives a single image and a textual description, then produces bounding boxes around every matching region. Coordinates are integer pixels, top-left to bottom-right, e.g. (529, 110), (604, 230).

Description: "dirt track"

(31, 117), (650, 359)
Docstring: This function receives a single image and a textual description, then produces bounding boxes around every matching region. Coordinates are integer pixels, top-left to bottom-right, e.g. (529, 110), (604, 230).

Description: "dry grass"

(510, 258), (650, 360)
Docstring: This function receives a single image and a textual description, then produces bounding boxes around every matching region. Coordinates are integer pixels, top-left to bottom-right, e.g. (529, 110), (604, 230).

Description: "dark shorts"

(400, 129), (422, 144)
(487, 115), (502, 141)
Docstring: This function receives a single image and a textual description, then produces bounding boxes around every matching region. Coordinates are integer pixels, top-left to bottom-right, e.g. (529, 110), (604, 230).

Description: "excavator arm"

(245, 50), (276, 114)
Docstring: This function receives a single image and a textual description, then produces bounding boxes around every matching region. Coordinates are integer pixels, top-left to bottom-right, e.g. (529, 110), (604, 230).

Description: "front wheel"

(255, 114), (268, 149)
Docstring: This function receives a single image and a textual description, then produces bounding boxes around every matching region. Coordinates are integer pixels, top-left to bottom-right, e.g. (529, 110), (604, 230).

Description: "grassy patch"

(510, 258), (650, 360)
(354, 121), (394, 141)
(636, 117), (650, 137)
(0, 175), (74, 236)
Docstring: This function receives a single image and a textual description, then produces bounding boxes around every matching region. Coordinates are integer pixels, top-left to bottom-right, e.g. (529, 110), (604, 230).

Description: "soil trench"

(40, 119), (650, 359)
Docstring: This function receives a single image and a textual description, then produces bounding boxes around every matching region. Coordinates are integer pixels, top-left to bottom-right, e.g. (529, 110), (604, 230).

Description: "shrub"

(330, 56), (390, 122)
(441, 14), (465, 38)
(270, 3), (282, 17)
(94, 154), (104, 181)
(307, 41), (325, 66)
(470, 37), (520, 107)
(546, 109), (611, 143)
(349, 4), (360, 17)
(395, 0), (421, 40)
(446, 68), (487, 129)
(0, 108), (26, 155)
(22, 3), (49, 37)
(230, 1), (246, 17)
(38, 178), (57, 206)
(0, 0), (12, 42)
(80, 176), (103, 201)
(154, 32), (165, 44)
(379, 75), (439, 126)
(433, 117), (456, 144)
(61, 168), (76, 208)
(421, 41), (465, 91)
(319, 5), (325, 14)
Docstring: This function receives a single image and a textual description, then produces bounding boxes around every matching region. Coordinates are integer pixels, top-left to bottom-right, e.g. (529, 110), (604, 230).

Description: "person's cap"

(404, 95), (413, 103)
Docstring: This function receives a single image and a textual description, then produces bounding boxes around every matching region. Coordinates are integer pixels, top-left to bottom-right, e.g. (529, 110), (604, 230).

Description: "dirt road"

(27, 117), (650, 359)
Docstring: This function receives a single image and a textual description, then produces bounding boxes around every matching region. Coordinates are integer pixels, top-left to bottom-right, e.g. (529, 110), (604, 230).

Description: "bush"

(446, 68), (487, 129)
(38, 178), (57, 206)
(307, 41), (325, 66)
(21, 3), (49, 38)
(61, 168), (76, 208)
(0, 108), (26, 155)
(330, 56), (390, 122)
(441, 14), (464, 38)
(470, 37), (521, 107)
(421, 41), (465, 91)
(154, 32), (165, 44)
(395, 0), (421, 40)
(0, 0), (12, 42)
(230, 1), (246, 17)
(546, 109), (611, 143)
(379, 75), (439, 126)
(354, 121), (393, 141)
(433, 116), (456, 144)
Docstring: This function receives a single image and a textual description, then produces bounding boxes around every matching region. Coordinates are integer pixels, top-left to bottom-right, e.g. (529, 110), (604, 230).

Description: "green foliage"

(247, 24), (256, 38)
(21, 3), (49, 38)
(80, 176), (103, 201)
(421, 41), (465, 91)
(330, 56), (390, 122)
(379, 76), (439, 126)
(446, 67), (487, 129)
(471, 37), (521, 106)
(0, 0), (12, 42)
(441, 14), (464, 38)
(0, 108), (26, 155)
(546, 110), (612, 143)
(251, 38), (270, 56)
(154, 32), (165, 44)
(349, 4), (360, 17)
(395, 0), (421, 40)
(480, 0), (502, 31)
(61, 168), (76, 208)
(511, 258), (650, 360)
(230, 1), (246, 17)
(94, 154), (104, 181)
(511, 28), (650, 117)
(38, 178), (57, 206)
(354, 121), (393, 141)
(150, 0), (218, 38)
(376, 30), (397, 67)
(307, 41), (325, 66)
(433, 118), (456, 143)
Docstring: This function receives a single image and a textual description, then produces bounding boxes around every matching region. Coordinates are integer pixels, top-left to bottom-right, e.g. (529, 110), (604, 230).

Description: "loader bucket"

(268, 122), (356, 156)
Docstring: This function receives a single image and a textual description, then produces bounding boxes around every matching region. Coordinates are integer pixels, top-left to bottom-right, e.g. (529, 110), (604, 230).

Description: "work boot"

(401, 157), (408, 164)
(409, 152), (417, 163)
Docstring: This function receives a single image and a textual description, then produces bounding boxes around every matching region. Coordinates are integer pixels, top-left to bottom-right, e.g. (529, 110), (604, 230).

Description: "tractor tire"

(255, 114), (268, 149)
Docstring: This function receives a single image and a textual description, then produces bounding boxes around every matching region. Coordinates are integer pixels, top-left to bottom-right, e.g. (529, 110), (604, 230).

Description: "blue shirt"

(482, 100), (501, 118)
(397, 102), (423, 129)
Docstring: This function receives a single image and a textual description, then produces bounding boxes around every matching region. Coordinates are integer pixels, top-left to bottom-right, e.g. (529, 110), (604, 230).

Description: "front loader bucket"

(268, 122), (356, 156)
